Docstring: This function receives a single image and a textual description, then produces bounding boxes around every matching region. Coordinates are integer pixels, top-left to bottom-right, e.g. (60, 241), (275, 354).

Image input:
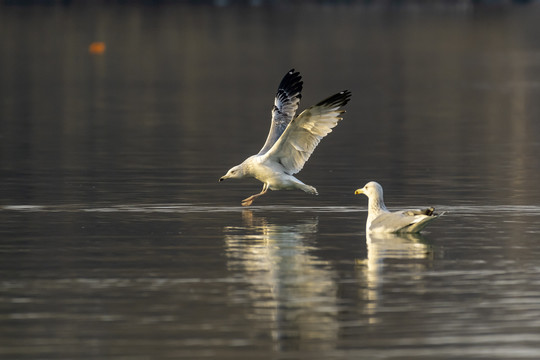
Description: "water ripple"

(3, 204), (540, 215)
(1, 204), (363, 214)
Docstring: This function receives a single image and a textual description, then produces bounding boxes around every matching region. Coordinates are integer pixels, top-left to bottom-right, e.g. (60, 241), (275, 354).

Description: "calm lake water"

(2, 2), (540, 359)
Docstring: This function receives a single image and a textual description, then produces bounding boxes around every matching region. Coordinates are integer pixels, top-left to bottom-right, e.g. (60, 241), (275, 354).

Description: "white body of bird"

(355, 181), (442, 234)
(237, 155), (318, 194)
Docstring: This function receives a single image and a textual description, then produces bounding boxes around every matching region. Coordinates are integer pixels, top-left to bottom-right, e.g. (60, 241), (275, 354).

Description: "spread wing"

(263, 90), (351, 174)
(257, 69), (303, 155)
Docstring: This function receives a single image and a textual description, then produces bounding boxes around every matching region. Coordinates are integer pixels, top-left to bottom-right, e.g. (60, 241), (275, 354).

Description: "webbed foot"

(241, 198), (254, 207)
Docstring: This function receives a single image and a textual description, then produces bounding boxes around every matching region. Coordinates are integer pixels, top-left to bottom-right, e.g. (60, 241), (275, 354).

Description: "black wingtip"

(276, 68), (303, 101)
(316, 89), (352, 108)
(279, 69), (302, 89)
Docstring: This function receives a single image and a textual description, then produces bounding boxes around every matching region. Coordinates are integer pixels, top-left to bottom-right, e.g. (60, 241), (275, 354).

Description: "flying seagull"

(219, 69), (351, 206)
(354, 181), (443, 233)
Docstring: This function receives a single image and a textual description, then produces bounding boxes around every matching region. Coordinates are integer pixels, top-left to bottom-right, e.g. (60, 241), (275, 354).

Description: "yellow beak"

(354, 188), (364, 195)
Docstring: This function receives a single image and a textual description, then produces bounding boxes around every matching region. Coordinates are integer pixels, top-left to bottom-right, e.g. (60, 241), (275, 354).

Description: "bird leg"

(241, 184), (268, 207)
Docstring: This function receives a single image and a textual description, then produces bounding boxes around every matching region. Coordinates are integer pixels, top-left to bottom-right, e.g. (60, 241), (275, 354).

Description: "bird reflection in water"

(224, 210), (339, 351)
(356, 232), (434, 324)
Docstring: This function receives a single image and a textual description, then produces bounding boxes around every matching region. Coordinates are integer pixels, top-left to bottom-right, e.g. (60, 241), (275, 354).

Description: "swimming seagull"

(219, 69), (351, 206)
(354, 181), (443, 233)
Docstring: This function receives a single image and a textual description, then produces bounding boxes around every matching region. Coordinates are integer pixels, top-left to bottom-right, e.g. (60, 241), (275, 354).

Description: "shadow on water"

(356, 232), (433, 325)
(224, 210), (340, 351)
(221, 210), (445, 352)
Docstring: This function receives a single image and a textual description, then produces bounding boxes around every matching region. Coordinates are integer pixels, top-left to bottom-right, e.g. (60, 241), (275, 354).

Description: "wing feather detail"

(263, 90), (351, 174)
(258, 69), (303, 155)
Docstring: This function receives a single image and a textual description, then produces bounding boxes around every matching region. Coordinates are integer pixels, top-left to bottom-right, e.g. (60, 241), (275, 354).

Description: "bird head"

(354, 181), (383, 198)
(219, 165), (244, 182)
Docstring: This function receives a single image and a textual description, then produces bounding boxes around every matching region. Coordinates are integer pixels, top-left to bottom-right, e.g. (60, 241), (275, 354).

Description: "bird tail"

(405, 209), (446, 233)
(405, 216), (438, 233)
(301, 184), (318, 195)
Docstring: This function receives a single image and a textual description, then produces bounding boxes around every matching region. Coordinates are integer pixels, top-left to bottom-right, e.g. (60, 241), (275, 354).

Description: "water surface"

(1, 2), (540, 359)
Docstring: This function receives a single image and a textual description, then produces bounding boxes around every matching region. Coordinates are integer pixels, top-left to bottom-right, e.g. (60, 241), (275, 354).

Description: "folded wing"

(258, 69), (303, 155)
(371, 208), (439, 233)
(263, 90), (351, 174)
